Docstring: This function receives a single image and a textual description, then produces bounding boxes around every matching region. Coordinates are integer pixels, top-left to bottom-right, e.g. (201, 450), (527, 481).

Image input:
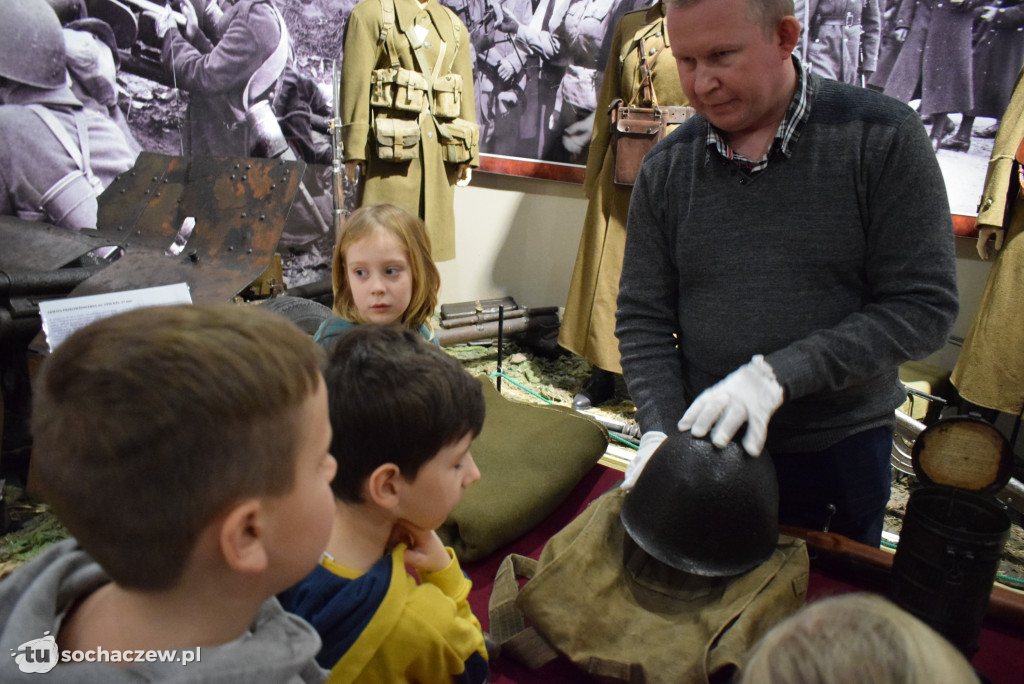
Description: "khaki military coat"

(796, 0), (881, 84)
(341, 0), (478, 262)
(951, 66), (1024, 415)
(558, 2), (687, 374)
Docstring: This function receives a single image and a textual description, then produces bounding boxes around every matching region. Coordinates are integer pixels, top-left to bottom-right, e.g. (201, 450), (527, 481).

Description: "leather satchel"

(611, 100), (694, 186)
(610, 34), (695, 186)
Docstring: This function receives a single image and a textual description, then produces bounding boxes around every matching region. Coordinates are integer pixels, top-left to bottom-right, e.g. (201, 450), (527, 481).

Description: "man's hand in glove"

(676, 355), (783, 456)
(620, 431), (667, 491)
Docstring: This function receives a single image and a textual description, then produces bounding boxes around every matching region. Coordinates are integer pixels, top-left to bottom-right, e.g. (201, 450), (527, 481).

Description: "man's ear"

(365, 463), (403, 510)
(776, 15), (801, 56)
(219, 499), (269, 575)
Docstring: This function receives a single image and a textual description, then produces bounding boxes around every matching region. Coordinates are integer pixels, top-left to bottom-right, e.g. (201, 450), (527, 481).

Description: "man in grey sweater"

(615, 0), (958, 546)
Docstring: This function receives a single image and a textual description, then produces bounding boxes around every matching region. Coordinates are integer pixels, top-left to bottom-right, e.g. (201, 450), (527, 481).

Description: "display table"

(463, 464), (1024, 684)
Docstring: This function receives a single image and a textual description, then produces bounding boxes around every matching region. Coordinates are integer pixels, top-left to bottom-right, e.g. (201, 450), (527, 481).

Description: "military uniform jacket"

(162, 0), (283, 156)
(342, 0), (478, 262)
(558, 2), (688, 373)
(796, 0), (881, 84)
(0, 83), (137, 230)
(951, 66), (1024, 415)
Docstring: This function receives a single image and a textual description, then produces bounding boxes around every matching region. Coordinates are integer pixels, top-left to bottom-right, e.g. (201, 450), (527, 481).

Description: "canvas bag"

(489, 487), (809, 684)
(611, 35), (695, 186)
(437, 377), (608, 562)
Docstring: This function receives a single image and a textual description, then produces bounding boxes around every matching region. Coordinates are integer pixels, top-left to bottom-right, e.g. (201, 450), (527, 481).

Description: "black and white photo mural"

(3, 0), (1021, 242)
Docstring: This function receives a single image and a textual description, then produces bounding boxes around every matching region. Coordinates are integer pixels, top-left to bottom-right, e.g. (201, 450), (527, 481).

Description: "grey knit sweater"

(616, 73), (958, 453)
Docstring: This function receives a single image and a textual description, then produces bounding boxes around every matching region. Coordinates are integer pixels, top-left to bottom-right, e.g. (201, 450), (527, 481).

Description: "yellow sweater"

(321, 545), (488, 684)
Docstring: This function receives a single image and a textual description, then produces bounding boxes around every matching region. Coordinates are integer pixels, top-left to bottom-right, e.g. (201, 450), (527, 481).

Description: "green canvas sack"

(437, 377), (608, 562)
(489, 488), (809, 683)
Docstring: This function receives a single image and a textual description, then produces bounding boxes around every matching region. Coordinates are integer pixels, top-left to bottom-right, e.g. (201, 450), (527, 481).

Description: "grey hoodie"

(0, 539), (326, 683)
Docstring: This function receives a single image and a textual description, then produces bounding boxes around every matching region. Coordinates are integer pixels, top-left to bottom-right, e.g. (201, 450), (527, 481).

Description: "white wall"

(445, 172), (992, 374)
(440, 171), (587, 309)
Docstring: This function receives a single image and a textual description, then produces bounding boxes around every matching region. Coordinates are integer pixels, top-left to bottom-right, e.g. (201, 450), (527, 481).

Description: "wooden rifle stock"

(782, 525), (1024, 629)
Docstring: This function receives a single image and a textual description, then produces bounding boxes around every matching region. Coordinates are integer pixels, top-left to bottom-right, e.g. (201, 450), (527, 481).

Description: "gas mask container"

(620, 431), (780, 577)
(890, 416), (1013, 657)
(246, 100), (289, 159)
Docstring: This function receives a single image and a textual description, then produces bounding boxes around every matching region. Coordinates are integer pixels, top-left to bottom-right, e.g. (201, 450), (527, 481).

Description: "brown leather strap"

(636, 35), (655, 107)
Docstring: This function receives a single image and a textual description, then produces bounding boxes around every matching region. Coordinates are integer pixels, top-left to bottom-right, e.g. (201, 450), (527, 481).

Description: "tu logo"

(11, 631), (58, 674)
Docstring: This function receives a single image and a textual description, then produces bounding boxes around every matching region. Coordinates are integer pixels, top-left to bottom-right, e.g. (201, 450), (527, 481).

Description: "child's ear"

(365, 463), (403, 510)
(218, 499), (270, 575)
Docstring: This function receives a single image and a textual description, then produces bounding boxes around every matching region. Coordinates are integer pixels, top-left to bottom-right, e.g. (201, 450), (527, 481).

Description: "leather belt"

(820, 13), (857, 27)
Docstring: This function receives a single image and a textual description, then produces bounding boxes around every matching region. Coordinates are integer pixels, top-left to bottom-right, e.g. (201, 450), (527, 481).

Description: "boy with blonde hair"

(280, 325), (489, 683)
(0, 303), (337, 682)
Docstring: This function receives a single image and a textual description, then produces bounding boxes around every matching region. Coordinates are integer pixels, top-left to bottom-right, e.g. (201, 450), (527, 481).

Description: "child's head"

(324, 325), (484, 525)
(331, 203), (440, 329)
(30, 303), (337, 593)
(738, 593), (979, 684)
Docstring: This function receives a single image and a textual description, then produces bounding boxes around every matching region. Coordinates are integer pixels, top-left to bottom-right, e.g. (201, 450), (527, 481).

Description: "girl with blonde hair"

(315, 203), (441, 353)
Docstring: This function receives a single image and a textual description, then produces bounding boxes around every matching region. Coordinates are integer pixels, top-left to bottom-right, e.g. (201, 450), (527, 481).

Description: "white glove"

(677, 355), (783, 456)
(977, 226), (1004, 260)
(620, 431), (667, 492)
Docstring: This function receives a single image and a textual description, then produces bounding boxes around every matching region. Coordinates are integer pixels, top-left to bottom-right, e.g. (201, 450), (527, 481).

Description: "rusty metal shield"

(67, 152), (305, 303)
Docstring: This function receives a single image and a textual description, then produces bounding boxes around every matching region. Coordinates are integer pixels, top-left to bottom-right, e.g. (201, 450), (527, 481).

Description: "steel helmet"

(0, 0), (67, 89)
(620, 431), (780, 577)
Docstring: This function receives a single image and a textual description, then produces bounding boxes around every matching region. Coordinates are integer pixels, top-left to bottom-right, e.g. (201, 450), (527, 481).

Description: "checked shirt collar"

(705, 54), (813, 174)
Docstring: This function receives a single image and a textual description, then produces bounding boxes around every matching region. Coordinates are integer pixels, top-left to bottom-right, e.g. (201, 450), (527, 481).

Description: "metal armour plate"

(71, 152), (304, 303)
(0, 216), (112, 271)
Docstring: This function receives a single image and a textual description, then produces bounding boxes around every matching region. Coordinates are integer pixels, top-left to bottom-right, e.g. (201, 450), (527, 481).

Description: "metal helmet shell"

(0, 0), (67, 89)
(620, 431), (779, 577)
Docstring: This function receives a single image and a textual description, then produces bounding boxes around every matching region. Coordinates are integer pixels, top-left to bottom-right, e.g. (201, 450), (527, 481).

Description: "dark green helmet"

(621, 431), (779, 577)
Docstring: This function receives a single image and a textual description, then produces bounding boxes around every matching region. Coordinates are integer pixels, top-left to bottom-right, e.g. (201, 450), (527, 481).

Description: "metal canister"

(890, 416), (1014, 656)
(245, 100), (288, 159)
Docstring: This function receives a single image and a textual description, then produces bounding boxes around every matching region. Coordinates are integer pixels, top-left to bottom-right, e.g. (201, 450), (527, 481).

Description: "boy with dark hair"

(0, 303), (337, 682)
(279, 324), (490, 684)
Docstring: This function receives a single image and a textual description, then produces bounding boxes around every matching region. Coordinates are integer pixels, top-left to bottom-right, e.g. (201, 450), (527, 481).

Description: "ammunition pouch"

(370, 67), (428, 114)
(373, 115), (421, 162)
(436, 117), (479, 164)
(610, 99), (695, 187)
(431, 72), (464, 120)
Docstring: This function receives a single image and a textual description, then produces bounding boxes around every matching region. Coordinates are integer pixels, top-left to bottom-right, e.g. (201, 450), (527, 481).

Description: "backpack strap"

(25, 105), (102, 227)
(243, 3), (291, 111)
(378, 0), (399, 68)
(26, 105), (103, 192)
(441, 4), (461, 57)
(625, 18), (665, 108)
(488, 554), (561, 669)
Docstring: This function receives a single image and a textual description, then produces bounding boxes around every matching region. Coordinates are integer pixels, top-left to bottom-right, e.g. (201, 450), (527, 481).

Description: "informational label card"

(38, 283), (193, 352)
